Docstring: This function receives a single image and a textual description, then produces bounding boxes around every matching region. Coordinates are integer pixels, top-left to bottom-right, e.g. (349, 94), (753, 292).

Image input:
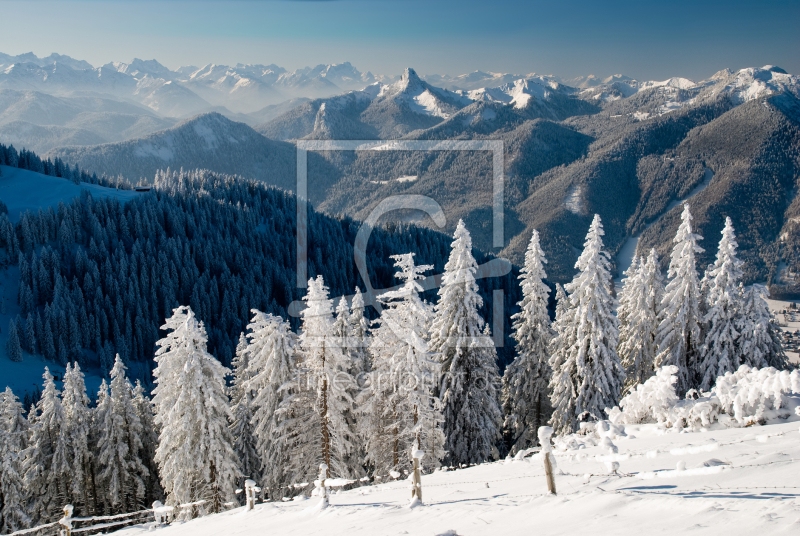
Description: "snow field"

(119, 419), (800, 536)
(0, 165), (142, 223)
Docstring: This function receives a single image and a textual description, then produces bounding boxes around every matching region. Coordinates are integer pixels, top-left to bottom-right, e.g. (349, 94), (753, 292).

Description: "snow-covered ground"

(119, 418), (800, 536)
(0, 165), (142, 222)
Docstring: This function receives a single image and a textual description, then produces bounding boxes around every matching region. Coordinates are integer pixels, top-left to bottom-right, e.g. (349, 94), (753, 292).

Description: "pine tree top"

(669, 204), (705, 275)
(706, 216), (743, 305)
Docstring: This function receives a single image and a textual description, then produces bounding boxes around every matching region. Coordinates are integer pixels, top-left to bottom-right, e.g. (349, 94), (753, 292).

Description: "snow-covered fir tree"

(619, 249), (664, 392)
(362, 254), (445, 474)
(429, 221), (502, 465)
(331, 297), (364, 476)
(6, 318), (22, 363)
(550, 215), (623, 432)
(0, 387), (30, 533)
(95, 356), (148, 513)
(332, 297), (351, 352)
(698, 262), (715, 338)
(502, 230), (554, 453)
(244, 311), (297, 492)
(617, 256), (641, 340)
(738, 284), (788, 370)
(91, 381), (110, 514)
(548, 284), (577, 435)
(131, 380), (162, 506)
(277, 276), (360, 481)
(655, 204), (705, 395)
(60, 363), (94, 515)
(349, 288), (371, 380)
(229, 333), (260, 488)
(22, 368), (69, 524)
(152, 306), (239, 515)
(700, 217), (744, 390)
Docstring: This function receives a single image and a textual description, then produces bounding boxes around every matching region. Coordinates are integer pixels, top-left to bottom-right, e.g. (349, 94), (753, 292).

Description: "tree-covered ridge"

(0, 142), (122, 189)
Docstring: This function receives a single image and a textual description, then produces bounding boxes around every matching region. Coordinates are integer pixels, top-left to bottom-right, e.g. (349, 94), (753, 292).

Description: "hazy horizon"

(2, 0), (798, 82)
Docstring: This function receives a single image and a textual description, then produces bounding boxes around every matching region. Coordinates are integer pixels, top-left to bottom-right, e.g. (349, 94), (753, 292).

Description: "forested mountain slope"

(0, 150), (522, 400)
(46, 113), (304, 190)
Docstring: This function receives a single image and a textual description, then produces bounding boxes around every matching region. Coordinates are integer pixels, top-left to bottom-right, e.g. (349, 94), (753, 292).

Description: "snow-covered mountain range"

(4, 51), (797, 122)
(0, 52), (388, 117)
(3, 51), (800, 292)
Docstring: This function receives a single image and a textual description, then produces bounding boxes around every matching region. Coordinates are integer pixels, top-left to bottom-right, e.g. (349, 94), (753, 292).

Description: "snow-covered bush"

(713, 365), (800, 425)
(607, 365), (800, 431)
(613, 366), (680, 424)
(670, 397), (722, 430)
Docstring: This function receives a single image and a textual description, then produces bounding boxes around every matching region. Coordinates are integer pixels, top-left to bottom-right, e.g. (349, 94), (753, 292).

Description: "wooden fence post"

(245, 479), (261, 511)
(410, 441), (424, 506)
(538, 426), (557, 495)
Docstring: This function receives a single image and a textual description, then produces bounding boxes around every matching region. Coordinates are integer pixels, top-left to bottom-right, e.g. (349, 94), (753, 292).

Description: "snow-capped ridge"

(574, 66), (799, 116)
(700, 66), (800, 104)
(637, 77), (697, 91)
(106, 58), (173, 79)
(467, 76), (566, 109)
(0, 51), (94, 71)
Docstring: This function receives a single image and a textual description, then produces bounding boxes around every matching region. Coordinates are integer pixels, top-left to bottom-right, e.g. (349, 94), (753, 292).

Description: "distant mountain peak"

(403, 67), (419, 79)
(401, 67), (422, 86)
(710, 68), (734, 80)
(14, 52), (38, 63)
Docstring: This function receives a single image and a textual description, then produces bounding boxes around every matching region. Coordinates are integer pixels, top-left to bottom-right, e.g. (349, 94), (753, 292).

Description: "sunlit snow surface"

(119, 418), (800, 536)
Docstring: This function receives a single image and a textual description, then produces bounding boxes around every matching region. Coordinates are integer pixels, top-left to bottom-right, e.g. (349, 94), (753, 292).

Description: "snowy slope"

(0, 164), (142, 222)
(118, 418), (800, 536)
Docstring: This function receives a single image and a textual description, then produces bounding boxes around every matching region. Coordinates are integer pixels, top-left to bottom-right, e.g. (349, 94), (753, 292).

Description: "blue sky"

(2, 0), (798, 80)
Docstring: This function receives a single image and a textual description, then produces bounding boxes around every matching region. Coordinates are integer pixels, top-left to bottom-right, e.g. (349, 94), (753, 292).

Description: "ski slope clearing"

(0, 165), (142, 222)
(120, 419), (800, 536)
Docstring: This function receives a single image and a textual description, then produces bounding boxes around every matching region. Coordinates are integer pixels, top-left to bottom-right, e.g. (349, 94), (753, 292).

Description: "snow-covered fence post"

(245, 479), (261, 511)
(152, 501), (167, 525)
(315, 463), (329, 509)
(410, 441), (424, 506)
(538, 426), (557, 495)
(59, 504), (74, 536)
(153, 500), (175, 525)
